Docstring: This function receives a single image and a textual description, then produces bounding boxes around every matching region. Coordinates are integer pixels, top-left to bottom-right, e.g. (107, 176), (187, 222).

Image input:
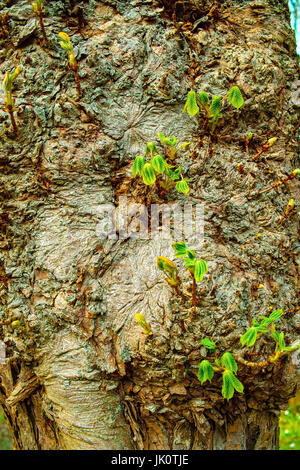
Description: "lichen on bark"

(0, 0), (299, 450)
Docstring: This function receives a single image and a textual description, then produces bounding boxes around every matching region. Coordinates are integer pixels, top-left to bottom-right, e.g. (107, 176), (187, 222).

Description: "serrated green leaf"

(194, 259), (208, 283)
(197, 360), (214, 384)
(151, 155), (166, 174)
(176, 180), (190, 195)
(186, 250), (196, 260)
(222, 371), (234, 400)
(268, 309), (284, 323)
(209, 96), (222, 118)
(227, 371), (244, 394)
(240, 327), (257, 347)
(271, 325), (280, 343)
(201, 337), (216, 351)
(185, 258), (196, 269)
(172, 242), (187, 258)
(132, 155), (145, 177)
(183, 91), (199, 117)
(258, 315), (272, 326)
(169, 136), (178, 146)
(278, 332), (286, 350)
(165, 164), (182, 181)
(227, 86), (244, 109)
(221, 352), (237, 373)
(198, 91), (210, 107)
(142, 163), (156, 185)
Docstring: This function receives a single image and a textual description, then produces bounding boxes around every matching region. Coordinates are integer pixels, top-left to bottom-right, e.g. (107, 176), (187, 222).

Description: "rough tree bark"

(0, 0), (299, 450)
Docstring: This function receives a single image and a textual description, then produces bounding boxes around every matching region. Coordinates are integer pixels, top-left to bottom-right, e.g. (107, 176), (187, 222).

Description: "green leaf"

(198, 91), (210, 107)
(221, 352), (237, 373)
(214, 358), (221, 368)
(209, 96), (222, 118)
(132, 156), (145, 177)
(258, 315), (272, 326)
(240, 327), (257, 347)
(197, 360), (214, 384)
(271, 326), (280, 343)
(183, 91), (199, 117)
(194, 259), (208, 283)
(145, 142), (158, 156)
(268, 309), (284, 323)
(172, 242), (187, 257)
(227, 371), (244, 394)
(175, 179), (190, 195)
(256, 324), (270, 334)
(165, 164), (182, 181)
(227, 86), (244, 109)
(151, 155), (166, 174)
(201, 337), (216, 351)
(245, 132), (253, 143)
(169, 136), (178, 147)
(278, 332), (286, 350)
(171, 166), (182, 180)
(157, 132), (166, 144)
(142, 163), (156, 185)
(186, 250), (196, 259)
(222, 371), (234, 400)
(185, 258), (196, 270)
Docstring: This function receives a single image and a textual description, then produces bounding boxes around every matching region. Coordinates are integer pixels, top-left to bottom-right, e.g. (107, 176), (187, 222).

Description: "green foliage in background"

(0, 409), (12, 450)
(280, 392), (300, 450)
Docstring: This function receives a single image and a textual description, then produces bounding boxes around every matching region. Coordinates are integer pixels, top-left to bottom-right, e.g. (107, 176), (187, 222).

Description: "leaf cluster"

(1, 67), (21, 109)
(172, 242), (207, 282)
(131, 142), (190, 195)
(198, 351), (244, 401)
(183, 86), (244, 133)
(240, 308), (284, 348)
(157, 132), (190, 160)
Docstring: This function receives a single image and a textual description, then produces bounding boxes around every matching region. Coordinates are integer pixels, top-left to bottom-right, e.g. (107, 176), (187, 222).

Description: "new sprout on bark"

(245, 131), (253, 154)
(158, 243), (208, 306)
(201, 337), (216, 352)
(183, 86), (244, 133)
(157, 132), (190, 160)
(172, 242), (208, 306)
(58, 32), (81, 99)
(197, 308), (299, 401)
(157, 256), (181, 296)
(278, 199), (295, 224)
(32, 0), (47, 43)
(252, 137), (278, 160)
(1, 67), (21, 133)
(198, 349), (244, 401)
(131, 142), (190, 195)
(240, 308), (300, 364)
(259, 168), (300, 194)
(135, 314), (153, 336)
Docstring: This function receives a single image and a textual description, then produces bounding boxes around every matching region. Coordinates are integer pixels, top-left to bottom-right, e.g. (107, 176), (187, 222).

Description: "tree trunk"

(0, 0), (299, 450)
